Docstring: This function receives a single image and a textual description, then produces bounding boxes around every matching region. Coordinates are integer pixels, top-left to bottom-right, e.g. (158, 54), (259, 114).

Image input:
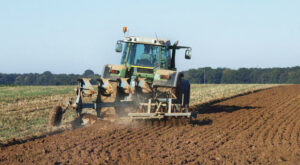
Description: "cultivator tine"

(163, 119), (167, 127)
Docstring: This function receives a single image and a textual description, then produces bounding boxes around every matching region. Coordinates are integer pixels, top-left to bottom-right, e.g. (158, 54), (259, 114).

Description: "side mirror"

(185, 49), (192, 59)
(115, 41), (123, 53)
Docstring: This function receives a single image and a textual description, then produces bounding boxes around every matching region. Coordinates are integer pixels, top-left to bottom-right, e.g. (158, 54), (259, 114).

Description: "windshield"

(121, 43), (171, 69)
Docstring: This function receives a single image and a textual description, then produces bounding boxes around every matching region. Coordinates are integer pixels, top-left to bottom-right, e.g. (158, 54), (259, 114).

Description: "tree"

(83, 69), (94, 77)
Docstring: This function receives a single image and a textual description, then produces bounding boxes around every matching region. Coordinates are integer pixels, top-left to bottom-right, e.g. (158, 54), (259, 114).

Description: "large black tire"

(49, 106), (63, 126)
(179, 79), (190, 107)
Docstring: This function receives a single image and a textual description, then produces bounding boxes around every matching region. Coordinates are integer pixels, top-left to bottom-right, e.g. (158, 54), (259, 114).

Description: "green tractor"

(50, 27), (197, 126)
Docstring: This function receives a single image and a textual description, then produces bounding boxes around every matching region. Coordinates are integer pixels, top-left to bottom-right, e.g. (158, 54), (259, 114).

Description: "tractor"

(50, 27), (197, 126)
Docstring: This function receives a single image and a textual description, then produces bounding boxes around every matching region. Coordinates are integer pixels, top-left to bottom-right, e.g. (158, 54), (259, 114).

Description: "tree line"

(184, 66), (300, 84)
(0, 70), (99, 85)
(0, 67), (300, 85)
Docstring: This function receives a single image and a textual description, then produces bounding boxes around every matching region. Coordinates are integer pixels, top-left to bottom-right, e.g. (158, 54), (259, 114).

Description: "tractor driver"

(136, 44), (155, 67)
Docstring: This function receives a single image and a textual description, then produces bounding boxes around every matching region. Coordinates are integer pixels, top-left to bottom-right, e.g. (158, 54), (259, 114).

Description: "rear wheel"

(179, 79), (190, 108)
(49, 106), (63, 126)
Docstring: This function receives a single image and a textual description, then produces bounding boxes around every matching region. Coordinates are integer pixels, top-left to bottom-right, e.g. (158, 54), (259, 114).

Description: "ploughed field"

(1, 84), (300, 164)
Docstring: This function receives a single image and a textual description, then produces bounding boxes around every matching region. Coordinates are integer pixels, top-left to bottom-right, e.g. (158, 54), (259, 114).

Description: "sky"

(0, 0), (299, 74)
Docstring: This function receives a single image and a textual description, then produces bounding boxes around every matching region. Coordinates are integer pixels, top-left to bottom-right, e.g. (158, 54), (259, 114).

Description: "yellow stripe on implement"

(131, 65), (154, 69)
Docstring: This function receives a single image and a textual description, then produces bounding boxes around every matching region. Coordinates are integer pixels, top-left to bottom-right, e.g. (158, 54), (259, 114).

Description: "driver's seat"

(136, 59), (152, 67)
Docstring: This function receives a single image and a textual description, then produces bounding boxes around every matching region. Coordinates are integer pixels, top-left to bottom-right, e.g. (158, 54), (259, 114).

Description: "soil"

(0, 85), (299, 164)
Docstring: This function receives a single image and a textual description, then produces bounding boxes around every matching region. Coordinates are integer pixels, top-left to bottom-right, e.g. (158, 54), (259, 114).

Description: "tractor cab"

(101, 27), (192, 84)
(116, 36), (172, 70)
(116, 35), (192, 68)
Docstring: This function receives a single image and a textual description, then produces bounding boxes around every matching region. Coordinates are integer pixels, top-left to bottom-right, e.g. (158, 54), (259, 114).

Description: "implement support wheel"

(49, 106), (63, 126)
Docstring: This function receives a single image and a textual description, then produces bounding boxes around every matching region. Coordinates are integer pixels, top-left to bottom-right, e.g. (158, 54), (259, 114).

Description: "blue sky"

(0, 0), (299, 74)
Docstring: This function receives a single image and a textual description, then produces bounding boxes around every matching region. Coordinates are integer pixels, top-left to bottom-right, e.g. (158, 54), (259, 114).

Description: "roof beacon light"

(123, 26), (127, 36)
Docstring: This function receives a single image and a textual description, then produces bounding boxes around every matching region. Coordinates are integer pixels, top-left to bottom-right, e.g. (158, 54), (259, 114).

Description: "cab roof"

(123, 36), (171, 46)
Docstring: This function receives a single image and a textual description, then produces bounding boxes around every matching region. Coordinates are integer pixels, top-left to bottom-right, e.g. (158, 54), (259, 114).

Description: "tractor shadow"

(189, 90), (265, 126)
(190, 118), (213, 126)
(191, 89), (264, 114)
(195, 104), (259, 114)
(189, 104), (259, 126)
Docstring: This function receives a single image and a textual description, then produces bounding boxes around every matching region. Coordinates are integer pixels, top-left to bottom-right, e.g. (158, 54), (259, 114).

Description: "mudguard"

(153, 69), (183, 88)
